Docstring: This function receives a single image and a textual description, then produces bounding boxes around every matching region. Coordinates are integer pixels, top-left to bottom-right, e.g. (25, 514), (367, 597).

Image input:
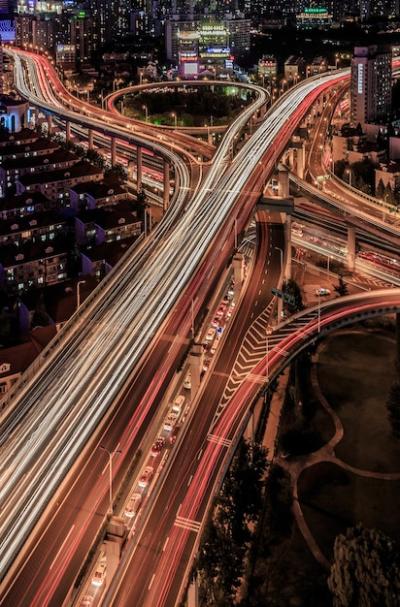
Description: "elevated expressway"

(105, 288), (400, 607)
(0, 46), (268, 589)
(0, 55), (355, 604)
(289, 62), (400, 247)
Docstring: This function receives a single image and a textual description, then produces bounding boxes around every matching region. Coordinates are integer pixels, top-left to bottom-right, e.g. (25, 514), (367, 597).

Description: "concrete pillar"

(284, 215), (292, 281)
(296, 145), (305, 180)
(111, 136), (117, 166)
(187, 577), (199, 607)
(278, 166), (289, 198)
(88, 128), (94, 150)
(188, 343), (204, 402)
(104, 516), (126, 589)
(244, 411), (256, 442)
(103, 540), (120, 589)
(287, 147), (295, 170)
(137, 146), (143, 192)
(30, 107), (38, 128)
(65, 120), (71, 143)
(163, 161), (170, 212)
(46, 114), (53, 135)
(127, 160), (135, 181)
(233, 252), (245, 303)
(347, 225), (356, 272)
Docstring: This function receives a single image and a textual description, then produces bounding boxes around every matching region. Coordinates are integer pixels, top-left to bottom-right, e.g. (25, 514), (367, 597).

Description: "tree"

(386, 381), (400, 438)
(105, 163), (127, 182)
(328, 524), (400, 607)
(334, 275), (349, 297)
(282, 279), (304, 314)
(86, 149), (105, 169)
(384, 184), (397, 206)
(334, 159), (347, 179)
(376, 179), (385, 200)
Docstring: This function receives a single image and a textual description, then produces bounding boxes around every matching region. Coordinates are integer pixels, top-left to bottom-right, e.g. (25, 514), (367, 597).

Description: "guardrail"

(325, 161), (400, 217)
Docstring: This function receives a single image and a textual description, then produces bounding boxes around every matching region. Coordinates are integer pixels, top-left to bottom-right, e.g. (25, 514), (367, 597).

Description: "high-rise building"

(351, 45), (392, 127)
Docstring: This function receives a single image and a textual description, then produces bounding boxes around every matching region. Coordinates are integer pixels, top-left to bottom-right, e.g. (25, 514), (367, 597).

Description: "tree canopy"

(328, 524), (400, 607)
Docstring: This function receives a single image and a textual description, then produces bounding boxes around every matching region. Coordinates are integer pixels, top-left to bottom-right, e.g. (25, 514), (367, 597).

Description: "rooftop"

(70, 180), (129, 200)
(0, 238), (68, 268)
(0, 137), (58, 159)
(0, 191), (51, 212)
(19, 161), (103, 187)
(0, 149), (79, 172)
(0, 210), (67, 237)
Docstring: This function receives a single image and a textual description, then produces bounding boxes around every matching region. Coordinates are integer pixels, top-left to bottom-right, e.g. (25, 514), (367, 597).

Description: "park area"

(121, 84), (255, 127)
(243, 327), (400, 607)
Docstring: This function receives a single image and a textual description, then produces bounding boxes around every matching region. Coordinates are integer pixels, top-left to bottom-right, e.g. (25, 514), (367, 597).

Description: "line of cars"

(79, 283), (237, 606)
(359, 250), (400, 275)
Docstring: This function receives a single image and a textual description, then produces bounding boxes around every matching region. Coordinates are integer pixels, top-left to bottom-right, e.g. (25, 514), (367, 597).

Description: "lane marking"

(148, 573), (156, 591)
(49, 524), (75, 570)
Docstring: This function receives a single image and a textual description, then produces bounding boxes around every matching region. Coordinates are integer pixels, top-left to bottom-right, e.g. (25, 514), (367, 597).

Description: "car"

(163, 412), (178, 432)
(92, 560), (106, 587)
(138, 466), (154, 488)
(124, 492), (142, 518)
(211, 318), (219, 328)
(183, 373), (191, 390)
(205, 327), (216, 341)
(150, 437), (165, 457)
(79, 596), (93, 607)
(172, 395), (185, 414)
(315, 288), (331, 296)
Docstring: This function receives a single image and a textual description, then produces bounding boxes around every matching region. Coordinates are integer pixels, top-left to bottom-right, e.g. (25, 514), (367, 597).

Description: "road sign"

(271, 287), (296, 306)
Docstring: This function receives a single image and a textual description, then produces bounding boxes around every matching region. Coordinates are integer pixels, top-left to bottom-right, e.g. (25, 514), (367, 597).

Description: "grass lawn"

(299, 462), (400, 561)
(317, 330), (400, 472)
(247, 524), (332, 607)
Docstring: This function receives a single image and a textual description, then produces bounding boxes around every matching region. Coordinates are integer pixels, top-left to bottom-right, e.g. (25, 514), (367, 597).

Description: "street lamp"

(275, 247), (284, 321)
(275, 246), (284, 275)
(266, 325), (273, 384)
(327, 255), (333, 280)
(171, 112), (177, 128)
(317, 292), (321, 334)
(76, 280), (86, 310)
(100, 445), (121, 515)
(142, 104), (148, 122)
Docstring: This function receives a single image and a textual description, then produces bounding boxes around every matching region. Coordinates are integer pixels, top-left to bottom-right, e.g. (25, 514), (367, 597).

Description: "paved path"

(276, 347), (400, 570)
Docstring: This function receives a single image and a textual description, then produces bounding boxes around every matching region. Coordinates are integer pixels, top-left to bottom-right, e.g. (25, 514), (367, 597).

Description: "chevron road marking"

(175, 517), (202, 533)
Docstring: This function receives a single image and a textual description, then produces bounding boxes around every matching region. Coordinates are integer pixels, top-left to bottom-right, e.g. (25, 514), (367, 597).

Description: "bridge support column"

(104, 517), (126, 590)
(278, 165), (289, 198)
(233, 252), (245, 303)
(137, 146), (143, 192)
(47, 114), (53, 135)
(347, 226), (356, 272)
(284, 216), (292, 281)
(163, 161), (170, 212)
(111, 136), (117, 166)
(296, 145), (305, 180)
(188, 343), (204, 402)
(287, 147), (295, 171)
(88, 128), (94, 150)
(187, 576), (200, 607)
(30, 107), (38, 128)
(65, 120), (71, 143)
